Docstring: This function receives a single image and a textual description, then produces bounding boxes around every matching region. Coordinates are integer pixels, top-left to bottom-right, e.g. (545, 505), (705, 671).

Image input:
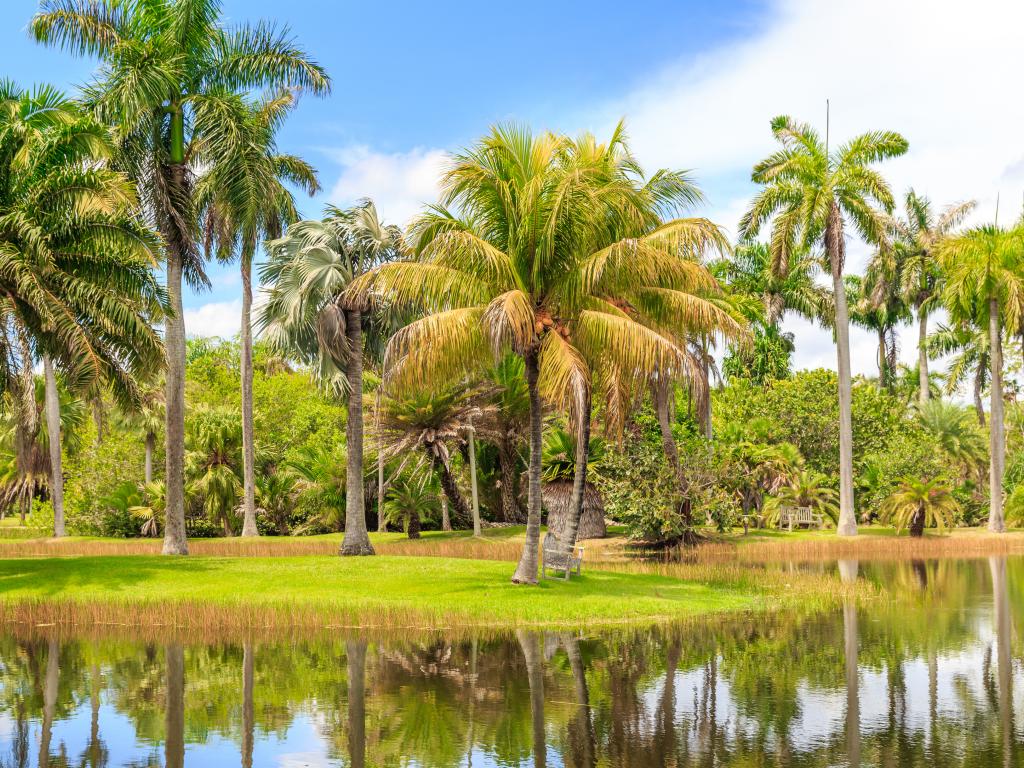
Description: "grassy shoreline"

(0, 524), (1014, 634)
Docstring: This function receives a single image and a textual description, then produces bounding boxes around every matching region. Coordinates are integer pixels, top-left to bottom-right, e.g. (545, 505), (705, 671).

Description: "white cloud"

(326, 145), (447, 227)
(581, 0), (1024, 380)
(183, 300), (242, 340)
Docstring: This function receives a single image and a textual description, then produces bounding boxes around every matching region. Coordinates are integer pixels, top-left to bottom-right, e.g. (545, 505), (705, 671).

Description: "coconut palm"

(938, 223), (1024, 532)
(260, 200), (405, 554)
(740, 115), (908, 536)
(33, 0), (330, 554)
(0, 82), (166, 535)
(888, 191), (975, 403)
(350, 124), (729, 583)
(198, 89), (318, 538)
(880, 478), (959, 537)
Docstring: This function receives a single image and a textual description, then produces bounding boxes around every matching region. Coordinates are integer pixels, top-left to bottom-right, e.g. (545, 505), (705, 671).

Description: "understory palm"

(33, 0), (330, 554)
(351, 124), (731, 583)
(741, 115), (908, 536)
(880, 478), (959, 537)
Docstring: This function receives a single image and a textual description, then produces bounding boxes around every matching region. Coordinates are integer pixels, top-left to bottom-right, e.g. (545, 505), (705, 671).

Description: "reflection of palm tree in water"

(164, 644), (184, 768)
(839, 559), (860, 768)
(79, 663), (108, 768)
(39, 637), (58, 768)
(242, 642), (254, 768)
(516, 630), (546, 768)
(347, 639), (368, 768)
(990, 556), (1014, 768)
(561, 633), (595, 768)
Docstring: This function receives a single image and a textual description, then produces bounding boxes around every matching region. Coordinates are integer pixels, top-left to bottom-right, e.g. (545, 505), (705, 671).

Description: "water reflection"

(0, 557), (1023, 766)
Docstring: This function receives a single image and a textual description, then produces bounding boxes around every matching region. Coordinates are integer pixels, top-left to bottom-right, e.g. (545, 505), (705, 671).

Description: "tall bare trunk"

(560, 388), (592, 552)
(517, 630), (546, 768)
(700, 337), (712, 440)
(975, 365), (987, 427)
(918, 309), (930, 404)
(162, 197), (189, 555)
(989, 298), (1005, 532)
(165, 643), (185, 768)
(242, 642), (254, 768)
(43, 357), (64, 537)
(376, 389), (386, 532)
(828, 202), (857, 536)
(240, 250), (258, 537)
(512, 349), (543, 584)
(440, 495), (451, 532)
(145, 431), (155, 484)
(346, 639), (367, 768)
(339, 309), (374, 555)
(14, 326), (37, 525)
(38, 637), (58, 768)
(876, 328), (887, 390)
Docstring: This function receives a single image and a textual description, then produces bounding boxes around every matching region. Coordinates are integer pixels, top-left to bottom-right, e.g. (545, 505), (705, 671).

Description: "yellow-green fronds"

(537, 331), (589, 415)
(482, 289), (535, 356)
(383, 306), (491, 393)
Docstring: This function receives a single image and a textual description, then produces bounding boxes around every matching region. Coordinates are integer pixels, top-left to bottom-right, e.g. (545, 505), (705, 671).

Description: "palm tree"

(889, 191), (975, 403)
(0, 82), (166, 535)
(198, 89), (318, 538)
(846, 274), (910, 390)
(350, 124), (728, 583)
(260, 201), (405, 555)
(382, 470), (441, 539)
(938, 224), (1024, 532)
(185, 406), (243, 536)
(763, 468), (839, 527)
(377, 386), (490, 526)
(880, 478), (959, 537)
(33, 0), (331, 554)
(481, 355), (530, 523)
(740, 115), (908, 536)
(928, 321), (990, 426)
(915, 400), (987, 478)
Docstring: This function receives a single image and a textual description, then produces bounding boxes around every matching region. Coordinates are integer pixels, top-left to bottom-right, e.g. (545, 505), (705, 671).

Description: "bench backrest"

(780, 505), (814, 522)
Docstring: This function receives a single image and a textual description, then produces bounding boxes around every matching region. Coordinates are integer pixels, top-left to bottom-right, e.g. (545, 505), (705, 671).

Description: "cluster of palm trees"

(3, 2), (1020, 581)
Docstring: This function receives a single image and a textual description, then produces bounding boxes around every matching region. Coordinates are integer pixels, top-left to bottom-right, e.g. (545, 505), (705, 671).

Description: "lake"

(0, 556), (1020, 766)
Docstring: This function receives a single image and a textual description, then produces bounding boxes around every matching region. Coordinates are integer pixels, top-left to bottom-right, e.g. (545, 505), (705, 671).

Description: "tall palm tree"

(350, 124), (728, 582)
(33, 0), (330, 554)
(740, 115), (908, 536)
(0, 82), (166, 535)
(197, 89), (318, 537)
(938, 223), (1024, 532)
(260, 201), (405, 555)
(889, 191), (975, 403)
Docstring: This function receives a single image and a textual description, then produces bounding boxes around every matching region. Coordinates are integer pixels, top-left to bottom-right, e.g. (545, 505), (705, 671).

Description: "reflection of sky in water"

(0, 557), (1021, 766)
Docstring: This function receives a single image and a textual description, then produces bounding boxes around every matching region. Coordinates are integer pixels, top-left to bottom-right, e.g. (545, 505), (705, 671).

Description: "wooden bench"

(778, 505), (824, 531)
(541, 532), (584, 580)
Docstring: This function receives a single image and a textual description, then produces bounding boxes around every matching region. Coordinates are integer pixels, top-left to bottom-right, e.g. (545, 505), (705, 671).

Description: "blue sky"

(2, 0), (1023, 381)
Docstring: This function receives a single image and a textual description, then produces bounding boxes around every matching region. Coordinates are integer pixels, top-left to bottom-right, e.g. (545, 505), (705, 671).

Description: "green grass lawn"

(0, 553), (770, 630)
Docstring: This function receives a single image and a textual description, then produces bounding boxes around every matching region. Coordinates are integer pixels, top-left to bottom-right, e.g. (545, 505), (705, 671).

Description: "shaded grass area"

(0, 553), (835, 632)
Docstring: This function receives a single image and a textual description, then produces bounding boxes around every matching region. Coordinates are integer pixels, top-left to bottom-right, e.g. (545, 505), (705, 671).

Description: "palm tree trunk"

(975, 365), (987, 427)
(876, 328), (887, 390)
(240, 250), (258, 537)
(700, 337), (712, 440)
(559, 388), (592, 553)
(165, 643), (185, 768)
(145, 431), (155, 484)
(346, 639), (367, 768)
(14, 325), (37, 526)
(909, 503), (925, 537)
(428, 449), (470, 524)
(407, 508), (421, 539)
(242, 641), (254, 768)
(43, 357), (64, 538)
(440, 494), (451, 532)
(376, 389), (386, 533)
(828, 202), (857, 536)
(513, 348), (543, 584)
(989, 298), (1006, 532)
(918, 309), (930, 404)
(162, 216), (189, 555)
(468, 423), (482, 536)
(339, 309), (374, 556)
(498, 435), (520, 523)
